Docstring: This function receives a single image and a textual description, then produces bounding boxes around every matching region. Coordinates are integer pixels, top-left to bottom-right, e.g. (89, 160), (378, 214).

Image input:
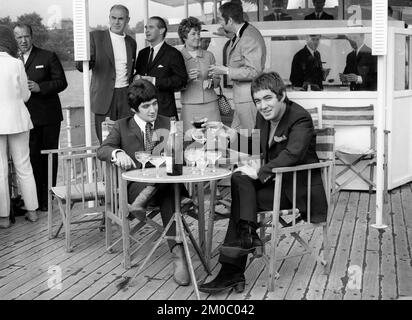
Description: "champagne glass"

(192, 129), (207, 146)
(193, 116), (206, 129)
(184, 148), (198, 174)
(149, 154), (166, 178)
(196, 157), (209, 176)
(206, 150), (223, 173)
(135, 151), (151, 176)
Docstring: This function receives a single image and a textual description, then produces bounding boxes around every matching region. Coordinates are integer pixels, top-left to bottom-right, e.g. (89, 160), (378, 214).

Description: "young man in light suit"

(97, 79), (190, 286)
(199, 72), (328, 294)
(209, 2), (266, 131)
(76, 4), (137, 143)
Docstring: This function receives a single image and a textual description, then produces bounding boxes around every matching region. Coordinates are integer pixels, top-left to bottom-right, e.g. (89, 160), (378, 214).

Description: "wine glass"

(206, 150), (223, 173)
(184, 148), (198, 174)
(149, 154), (166, 178)
(135, 151), (151, 176)
(192, 129), (207, 146)
(196, 157), (209, 176)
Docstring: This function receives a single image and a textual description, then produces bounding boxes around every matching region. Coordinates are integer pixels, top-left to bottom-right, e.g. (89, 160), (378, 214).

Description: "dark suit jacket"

(254, 100), (327, 222)
(343, 45), (377, 91)
(76, 30), (137, 115)
(304, 11), (334, 20)
(135, 43), (187, 118)
(25, 46), (67, 126)
(97, 114), (170, 168)
(264, 11), (293, 21)
(290, 46), (324, 90)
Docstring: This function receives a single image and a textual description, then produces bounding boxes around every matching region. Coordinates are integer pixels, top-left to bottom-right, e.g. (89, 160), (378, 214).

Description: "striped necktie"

(145, 122), (155, 152)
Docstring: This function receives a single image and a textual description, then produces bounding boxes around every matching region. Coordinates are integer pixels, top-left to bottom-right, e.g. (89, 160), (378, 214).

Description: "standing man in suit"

(14, 23), (68, 214)
(290, 35), (325, 90)
(199, 72), (328, 294)
(340, 34), (377, 91)
(76, 4), (137, 143)
(264, 0), (292, 21)
(97, 79), (190, 286)
(304, 0), (334, 20)
(209, 2), (266, 131)
(134, 16), (187, 120)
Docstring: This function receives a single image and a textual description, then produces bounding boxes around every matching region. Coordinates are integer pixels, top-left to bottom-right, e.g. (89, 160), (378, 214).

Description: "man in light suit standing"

(76, 4), (137, 143)
(209, 1), (266, 131)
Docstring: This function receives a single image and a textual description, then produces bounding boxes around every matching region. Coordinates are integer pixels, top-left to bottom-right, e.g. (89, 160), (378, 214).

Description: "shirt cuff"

(111, 149), (124, 162)
(357, 75), (363, 84)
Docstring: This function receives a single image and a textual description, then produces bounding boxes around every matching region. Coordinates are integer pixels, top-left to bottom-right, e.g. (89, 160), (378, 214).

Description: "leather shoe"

(172, 244), (190, 286)
(199, 270), (245, 294)
(25, 211), (38, 223)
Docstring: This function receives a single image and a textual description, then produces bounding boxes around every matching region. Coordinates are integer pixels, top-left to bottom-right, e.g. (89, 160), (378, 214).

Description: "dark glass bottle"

(165, 120), (183, 176)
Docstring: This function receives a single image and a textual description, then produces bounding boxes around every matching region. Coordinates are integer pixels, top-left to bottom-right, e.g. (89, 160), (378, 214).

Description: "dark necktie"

(314, 50), (321, 67)
(148, 47), (154, 66)
(316, 13), (320, 19)
(18, 52), (25, 64)
(145, 122), (155, 152)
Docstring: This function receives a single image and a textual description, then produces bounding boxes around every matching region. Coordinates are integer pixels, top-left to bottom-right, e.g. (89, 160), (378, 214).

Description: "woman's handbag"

(217, 86), (233, 116)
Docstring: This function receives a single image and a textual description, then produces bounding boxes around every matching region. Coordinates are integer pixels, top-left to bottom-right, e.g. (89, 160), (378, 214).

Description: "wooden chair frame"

(42, 146), (105, 252)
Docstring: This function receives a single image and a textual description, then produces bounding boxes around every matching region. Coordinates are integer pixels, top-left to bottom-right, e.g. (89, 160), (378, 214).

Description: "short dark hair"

(128, 79), (157, 111)
(178, 16), (202, 44)
(251, 72), (287, 102)
(150, 16), (168, 39)
(0, 25), (18, 58)
(219, 2), (244, 24)
(110, 4), (129, 17)
(14, 23), (33, 37)
(388, 6), (393, 16)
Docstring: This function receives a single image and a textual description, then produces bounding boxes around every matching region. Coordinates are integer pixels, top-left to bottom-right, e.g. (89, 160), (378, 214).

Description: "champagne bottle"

(165, 120), (183, 176)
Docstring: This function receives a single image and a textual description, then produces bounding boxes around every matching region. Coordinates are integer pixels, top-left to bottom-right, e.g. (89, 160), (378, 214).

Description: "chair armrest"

(272, 161), (334, 174)
(61, 152), (98, 161)
(41, 145), (99, 155)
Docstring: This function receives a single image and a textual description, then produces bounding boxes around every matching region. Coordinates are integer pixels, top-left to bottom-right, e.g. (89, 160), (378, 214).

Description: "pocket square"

(157, 65), (164, 68)
(273, 135), (288, 143)
(35, 65), (44, 69)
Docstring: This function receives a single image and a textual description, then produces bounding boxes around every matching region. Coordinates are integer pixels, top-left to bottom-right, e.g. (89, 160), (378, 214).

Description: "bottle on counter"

(165, 120), (183, 176)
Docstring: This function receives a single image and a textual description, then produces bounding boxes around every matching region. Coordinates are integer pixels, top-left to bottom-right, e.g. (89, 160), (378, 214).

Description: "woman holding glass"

(0, 26), (38, 228)
(178, 17), (221, 134)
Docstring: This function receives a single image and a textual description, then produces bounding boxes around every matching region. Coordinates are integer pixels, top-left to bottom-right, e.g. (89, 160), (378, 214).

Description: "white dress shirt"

(22, 46), (33, 64)
(109, 30), (129, 88)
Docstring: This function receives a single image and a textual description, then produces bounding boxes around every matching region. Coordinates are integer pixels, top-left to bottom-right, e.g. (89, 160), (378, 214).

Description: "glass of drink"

(192, 129), (207, 146)
(206, 150), (223, 173)
(196, 157), (209, 176)
(149, 154), (166, 178)
(135, 151), (151, 176)
(193, 116), (206, 129)
(184, 148), (198, 174)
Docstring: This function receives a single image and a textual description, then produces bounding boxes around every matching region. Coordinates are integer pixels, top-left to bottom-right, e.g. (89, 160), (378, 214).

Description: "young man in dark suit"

(76, 5), (137, 143)
(14, 23), (68, 216)
(304, 0), (334, 20)
(97, 79), (190, 286)
(134, 16), (187, 120)
(264, 0), (293, 21)
(340, 34), (377, 91)
(199, 72), (328, 294)
(290, 35), (325, 90)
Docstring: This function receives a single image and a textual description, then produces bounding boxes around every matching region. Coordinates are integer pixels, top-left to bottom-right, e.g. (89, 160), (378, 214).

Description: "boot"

(220, 220), (263, 258)
(171, 244), (190, 286)
(199, 263), (245, 294)
(128, 185), (157, 218)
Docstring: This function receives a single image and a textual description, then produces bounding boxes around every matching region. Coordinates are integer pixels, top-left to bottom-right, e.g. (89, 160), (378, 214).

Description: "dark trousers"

(29, 122), (61, 208)
(128, 182), (188, 250)
(95, 87), (133, 143)
(219, 172), (289, 271)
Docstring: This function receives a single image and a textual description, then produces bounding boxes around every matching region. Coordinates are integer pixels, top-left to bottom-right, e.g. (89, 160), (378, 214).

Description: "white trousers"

(0, 132), (38, 217)
(231, 101), (257, 131)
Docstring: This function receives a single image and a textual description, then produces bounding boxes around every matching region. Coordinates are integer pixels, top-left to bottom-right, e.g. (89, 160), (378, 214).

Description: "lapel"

(228, 22), (248, 56)
(149, 42), (167, 72)
(25, 46), (38, 71)
(103, 30), (115, 68)
(125, 36), (133, 77)
(128, 117), (144, 147)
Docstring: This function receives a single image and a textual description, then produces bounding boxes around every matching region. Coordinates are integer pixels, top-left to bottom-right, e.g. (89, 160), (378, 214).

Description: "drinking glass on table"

(135, 151), (151, 176)
(206, 150), (222, 173)
(149, 154), (166, 178)
(196, 157), (209, 176)
(184, 148), (198, 174)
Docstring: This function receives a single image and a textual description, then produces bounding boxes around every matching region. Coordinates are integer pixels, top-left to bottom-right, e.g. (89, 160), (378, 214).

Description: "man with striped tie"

(97, 79), (190, 286)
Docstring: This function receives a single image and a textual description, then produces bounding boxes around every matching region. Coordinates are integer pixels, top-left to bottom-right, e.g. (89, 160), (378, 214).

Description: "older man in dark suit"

(76, 4), (137, 143)
(134, 16), (187, 120)
(340, 34), (377, 91)
(264, 0), (292, 21)
(304, 0), (334, 20)
(199, 72), (328, 294)
(14, 23), (68, 216)
(97, 79), (190, 286)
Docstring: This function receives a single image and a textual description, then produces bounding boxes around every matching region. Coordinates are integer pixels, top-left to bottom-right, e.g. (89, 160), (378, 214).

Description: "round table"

(122, 166), (231, 300)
